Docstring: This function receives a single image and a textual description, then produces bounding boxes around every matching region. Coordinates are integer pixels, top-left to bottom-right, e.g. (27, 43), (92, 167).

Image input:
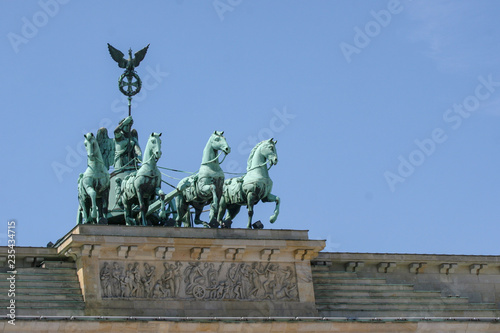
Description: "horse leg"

(226, 205), (241, 221)
(159, 195), (167, 220)
(100, 189), (109, 225)
(193, 183), (216, 226)
(209, 184), (219, 224)
(136, 191), (148, 226)
(246, 192), (257, 229)
(123, 198), (135, 226)
(96, 196), (104, 223)
(78, 194), (88, 224)
(222, 204), (241, 228)
(143, 198), (151, 226)
(86, 187), (98, 223)
(175, 195), (186, 227)
(184, 205), (192, 227)
(264, 193), (280, 224)
(193, 204), (209, 228)
(102, 188), (109, 214)
(216, 195), (227, 224)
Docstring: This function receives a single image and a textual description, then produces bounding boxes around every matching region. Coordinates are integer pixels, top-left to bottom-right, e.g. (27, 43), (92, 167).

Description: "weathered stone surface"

(313, 252), (500, 317)
(2, 319), (500, 333)
(54, 225), (325, 317)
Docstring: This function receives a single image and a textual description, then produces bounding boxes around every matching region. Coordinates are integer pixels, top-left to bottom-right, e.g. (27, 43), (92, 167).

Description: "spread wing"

(96, 127), (115, 170)
(107, 43), (127, 69)
(133, 44), (150, 67)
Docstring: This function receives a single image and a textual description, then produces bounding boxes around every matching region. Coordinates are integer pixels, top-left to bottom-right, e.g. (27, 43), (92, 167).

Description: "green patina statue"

(77, 133), (111, 224)
(96, 128), (114, 170)
(75, 44), (283, 229)
(113, 116), (142, 170)
(175, 131), (231, 227)
(96, 116), (142, 172)
(217, 139), (280, 229)
(117, 132), (165, 226)
(107, 43), (149, 116)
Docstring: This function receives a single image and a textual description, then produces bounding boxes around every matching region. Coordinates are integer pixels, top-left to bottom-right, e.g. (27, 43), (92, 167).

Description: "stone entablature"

(314, 252), (500, 308)
(313, 252), (500, 275)
(53, 225), (325, 317)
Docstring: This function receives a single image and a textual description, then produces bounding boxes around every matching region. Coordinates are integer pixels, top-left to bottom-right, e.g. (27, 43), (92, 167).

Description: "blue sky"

(2, 0), (500, 255)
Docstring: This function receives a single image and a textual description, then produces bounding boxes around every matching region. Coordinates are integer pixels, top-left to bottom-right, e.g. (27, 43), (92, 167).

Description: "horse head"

(83, 132), (98, 160)
(211, 131), (231, 155)
(145, 132), (162, 163)
(262, 138), (278, 166)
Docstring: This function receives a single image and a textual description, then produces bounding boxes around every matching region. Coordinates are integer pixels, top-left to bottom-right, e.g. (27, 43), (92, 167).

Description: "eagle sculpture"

(107, 43), (149, 71)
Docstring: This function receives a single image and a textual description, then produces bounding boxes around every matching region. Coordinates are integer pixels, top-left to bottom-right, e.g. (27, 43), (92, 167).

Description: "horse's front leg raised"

(265, 193), (280, 224)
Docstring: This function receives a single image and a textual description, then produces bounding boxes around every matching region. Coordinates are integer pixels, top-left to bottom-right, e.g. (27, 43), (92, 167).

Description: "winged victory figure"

(96, 127), (115, 170)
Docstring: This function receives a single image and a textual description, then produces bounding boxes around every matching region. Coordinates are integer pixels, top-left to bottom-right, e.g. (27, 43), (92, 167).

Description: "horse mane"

(247, 141), (265, 172)
(143, 134), (154, 162)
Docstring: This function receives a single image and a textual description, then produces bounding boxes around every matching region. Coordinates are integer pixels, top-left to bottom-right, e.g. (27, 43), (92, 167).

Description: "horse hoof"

(98, 218), (108, 225)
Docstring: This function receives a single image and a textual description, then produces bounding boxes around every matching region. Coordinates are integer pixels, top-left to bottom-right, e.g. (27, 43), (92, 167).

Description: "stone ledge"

(58, 225), (310, 244)
(313, 252), (500, 274)
(3, 317), (500, 333)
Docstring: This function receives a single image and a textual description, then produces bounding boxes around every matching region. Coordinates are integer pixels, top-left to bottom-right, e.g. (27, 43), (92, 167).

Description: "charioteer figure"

(114, 116), (142, 170)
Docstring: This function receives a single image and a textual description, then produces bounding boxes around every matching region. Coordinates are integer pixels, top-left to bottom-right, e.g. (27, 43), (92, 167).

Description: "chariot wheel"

(192, 285), (206, 300)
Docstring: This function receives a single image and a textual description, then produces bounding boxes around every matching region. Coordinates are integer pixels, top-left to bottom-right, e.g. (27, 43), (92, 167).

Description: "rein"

(247, 161), (273, 173)
(201, 151), (227, 165)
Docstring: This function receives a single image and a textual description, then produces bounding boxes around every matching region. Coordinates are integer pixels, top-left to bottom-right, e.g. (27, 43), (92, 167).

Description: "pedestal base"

(55, 225), (325, 317)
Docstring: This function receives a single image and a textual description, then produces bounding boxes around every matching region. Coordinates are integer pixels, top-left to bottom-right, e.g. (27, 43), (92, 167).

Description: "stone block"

(470, 264), (487, 275)
(409, 262), (427, 274)
(345, 261), (364, 272)
(377, 262), (396, 273)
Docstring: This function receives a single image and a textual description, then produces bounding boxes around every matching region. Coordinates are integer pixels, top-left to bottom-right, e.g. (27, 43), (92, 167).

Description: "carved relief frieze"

(99, 260), (299, 301)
